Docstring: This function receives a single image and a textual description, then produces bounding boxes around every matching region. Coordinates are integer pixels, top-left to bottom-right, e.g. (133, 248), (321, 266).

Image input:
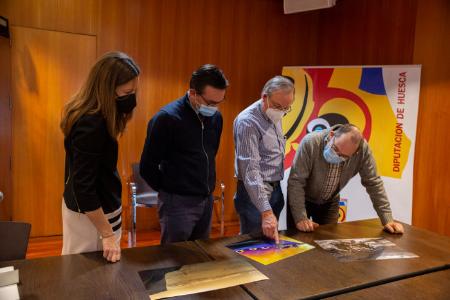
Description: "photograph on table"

(314, 237), (418, 262)
(139, 266), (182, 295)
(227, 235), (314, 265)
(140, 259), (268, 299)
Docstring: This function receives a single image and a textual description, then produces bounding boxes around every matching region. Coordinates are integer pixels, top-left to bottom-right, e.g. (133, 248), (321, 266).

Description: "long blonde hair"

(60, 51), (140, 138)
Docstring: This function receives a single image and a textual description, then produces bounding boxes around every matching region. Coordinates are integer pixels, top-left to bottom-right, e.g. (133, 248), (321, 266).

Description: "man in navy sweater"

(140, 64), (228, 244)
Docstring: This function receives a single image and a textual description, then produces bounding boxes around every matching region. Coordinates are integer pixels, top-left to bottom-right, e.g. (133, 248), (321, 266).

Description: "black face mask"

(116, 93), (136, 113)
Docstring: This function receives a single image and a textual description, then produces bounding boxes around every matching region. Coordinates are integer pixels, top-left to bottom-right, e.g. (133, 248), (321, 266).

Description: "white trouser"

(61, 200), (121, 255)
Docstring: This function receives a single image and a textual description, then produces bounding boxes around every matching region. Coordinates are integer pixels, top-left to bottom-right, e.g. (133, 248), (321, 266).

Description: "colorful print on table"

(227, 235), (314, 265)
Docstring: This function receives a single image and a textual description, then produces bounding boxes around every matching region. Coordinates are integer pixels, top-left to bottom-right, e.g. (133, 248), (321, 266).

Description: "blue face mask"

(198, 104), (218, 117)
(323, 138), (346, 164)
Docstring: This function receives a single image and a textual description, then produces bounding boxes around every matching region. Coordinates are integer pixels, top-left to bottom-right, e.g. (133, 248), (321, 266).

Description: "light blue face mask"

(323, 138), (346, 164)
(198, 104), (218, 117)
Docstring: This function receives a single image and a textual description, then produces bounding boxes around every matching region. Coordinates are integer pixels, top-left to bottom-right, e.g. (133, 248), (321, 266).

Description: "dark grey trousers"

(234, 180), (284, 235)
(157, 190), (213, 245)
(305, 199), (340, 225)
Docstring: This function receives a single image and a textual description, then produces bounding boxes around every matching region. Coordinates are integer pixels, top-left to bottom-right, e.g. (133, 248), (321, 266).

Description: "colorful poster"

(227, 235), (314, 265)
(315, 238), (418, 262)
(338, 198), (347, 222)
(279, 66), (421, 229)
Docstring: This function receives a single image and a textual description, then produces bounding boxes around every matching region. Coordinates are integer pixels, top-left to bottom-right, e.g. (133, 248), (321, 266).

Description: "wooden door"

(10, 26), (96, 236)
(0, 17), (11, 221)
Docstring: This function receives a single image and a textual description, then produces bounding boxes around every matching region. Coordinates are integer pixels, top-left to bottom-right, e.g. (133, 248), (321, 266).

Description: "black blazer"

(63, 113), (121, 214)
(140, 94), (223, 196)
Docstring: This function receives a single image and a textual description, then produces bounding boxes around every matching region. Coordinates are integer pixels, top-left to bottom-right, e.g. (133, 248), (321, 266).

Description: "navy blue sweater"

(140, 94), (222, 196)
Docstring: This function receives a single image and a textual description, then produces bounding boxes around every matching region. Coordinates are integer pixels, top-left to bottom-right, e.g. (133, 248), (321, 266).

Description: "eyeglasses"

(197, 93), (225, 107)
(330, 137), (351, 160)
(269, 101), (292, 114)
(283, 106), (292, 114)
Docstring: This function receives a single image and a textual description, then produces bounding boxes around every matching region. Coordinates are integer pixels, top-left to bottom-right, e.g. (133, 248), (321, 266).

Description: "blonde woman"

(60, 52), (140, 262)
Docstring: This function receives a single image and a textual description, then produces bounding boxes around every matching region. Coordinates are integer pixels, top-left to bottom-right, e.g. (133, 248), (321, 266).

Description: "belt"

(237, 180), (280, 188)
(266, 181), (280, 188)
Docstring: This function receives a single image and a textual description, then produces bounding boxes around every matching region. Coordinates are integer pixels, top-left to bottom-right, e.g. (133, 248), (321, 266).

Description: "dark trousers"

(157, 190), (213, 245)
(305, 199), (340, 225)
(234, 180), (284, 235)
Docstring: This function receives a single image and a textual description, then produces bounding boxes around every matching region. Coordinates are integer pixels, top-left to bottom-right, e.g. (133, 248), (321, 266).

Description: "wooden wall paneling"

(412, 0), (450, 236)
(0, 34), (12, 221)
(316, 0), (418, 65)
(55, 0), (99, 35)
(10, 26), (96, 236)
(97, 0), (141, 55)
(3, 0), (449, 237)
(0, 0), (99, 35)
(0, 0), (58, 32)
(118, 0), (321, 230)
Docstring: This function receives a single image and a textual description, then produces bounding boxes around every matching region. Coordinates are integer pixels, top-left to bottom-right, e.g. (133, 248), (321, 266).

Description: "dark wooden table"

(0, 241), (252, 300)
(2, 220), (449, 299)
(327, 269), (450, 299)
(195, 219), (450, 300)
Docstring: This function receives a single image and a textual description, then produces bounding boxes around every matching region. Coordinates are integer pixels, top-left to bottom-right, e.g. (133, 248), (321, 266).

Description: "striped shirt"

(320, 163), (343, 201)
(234, 100), (286, 213)
(105, 206), (122, 232)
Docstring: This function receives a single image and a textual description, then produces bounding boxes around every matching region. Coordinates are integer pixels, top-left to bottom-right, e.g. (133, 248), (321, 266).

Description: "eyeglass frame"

(266, 96), (292, 114)
(195, 91), (225, 107)
(330, 137), (352, 160)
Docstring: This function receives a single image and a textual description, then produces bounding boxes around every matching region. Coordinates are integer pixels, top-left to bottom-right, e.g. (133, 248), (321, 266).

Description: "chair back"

(131, 163), (158, 206)
(0, 221), (31, 261)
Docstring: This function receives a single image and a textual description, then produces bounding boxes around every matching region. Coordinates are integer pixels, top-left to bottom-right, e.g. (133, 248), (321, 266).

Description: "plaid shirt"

(234, 100), (286, 212)
(288, 126), (394, 225)
(320, 162), (343, 201)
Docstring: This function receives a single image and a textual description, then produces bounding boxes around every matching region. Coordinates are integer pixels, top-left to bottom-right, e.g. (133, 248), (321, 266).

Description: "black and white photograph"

(315, 238), (419, 262)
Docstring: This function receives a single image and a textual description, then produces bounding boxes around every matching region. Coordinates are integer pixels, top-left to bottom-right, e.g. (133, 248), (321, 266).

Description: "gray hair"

(261, 76), (294, 97)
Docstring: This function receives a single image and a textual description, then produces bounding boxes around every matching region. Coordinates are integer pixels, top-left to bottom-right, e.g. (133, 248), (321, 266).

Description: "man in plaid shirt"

(287, 124), (404, 234)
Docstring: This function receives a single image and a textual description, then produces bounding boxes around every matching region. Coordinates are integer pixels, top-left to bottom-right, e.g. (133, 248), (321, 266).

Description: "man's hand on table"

(296, 219), (319, 232)
(384, 221), (404, 234)
(261, 210), (280, 244)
